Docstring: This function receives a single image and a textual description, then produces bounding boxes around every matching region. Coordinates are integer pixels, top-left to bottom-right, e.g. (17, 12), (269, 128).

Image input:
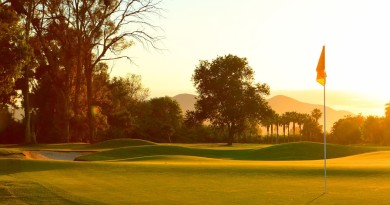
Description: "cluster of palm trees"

(262, 109), (323, 144)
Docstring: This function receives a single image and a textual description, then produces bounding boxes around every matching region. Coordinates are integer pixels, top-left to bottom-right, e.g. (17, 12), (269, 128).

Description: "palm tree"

(280, 113), (288, 143)
(289, 111), (299, 141)
(296, 113), (306, 141)
(261, 115), (272, 144)
(273, 113), (280, 144)
(284, 112), (294, 142)
(311, 108), (322, 124)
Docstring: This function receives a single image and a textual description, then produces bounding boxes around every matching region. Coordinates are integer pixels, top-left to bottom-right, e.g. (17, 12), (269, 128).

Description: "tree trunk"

(227, 131), (234, 146)
(266, 125), (269, 143)
(22, 2), (35, 144)
(292, 122), (296, 141)
(73, 36), (82, 118)
(86, 69), (94, 143)
(227, 124), (234, 146)
(287, 124), (290, 142)
(22, 80), (32, 144)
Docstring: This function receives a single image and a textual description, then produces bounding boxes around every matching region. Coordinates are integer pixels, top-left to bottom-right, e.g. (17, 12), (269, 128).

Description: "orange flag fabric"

(316, 46), (326, 86)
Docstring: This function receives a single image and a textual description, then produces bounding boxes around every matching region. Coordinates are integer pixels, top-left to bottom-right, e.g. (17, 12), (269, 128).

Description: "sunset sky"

(109, 0), (390, 116)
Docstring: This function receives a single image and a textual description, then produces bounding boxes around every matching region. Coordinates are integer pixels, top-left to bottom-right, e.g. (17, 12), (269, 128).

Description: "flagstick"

(323, 84), (327, 193)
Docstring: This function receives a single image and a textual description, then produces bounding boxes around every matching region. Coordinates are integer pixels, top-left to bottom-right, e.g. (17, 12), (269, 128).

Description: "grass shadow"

(305, 192), (326, 205)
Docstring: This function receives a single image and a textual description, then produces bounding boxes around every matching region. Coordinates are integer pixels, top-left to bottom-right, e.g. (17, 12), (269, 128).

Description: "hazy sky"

(109, 0), (390, 116)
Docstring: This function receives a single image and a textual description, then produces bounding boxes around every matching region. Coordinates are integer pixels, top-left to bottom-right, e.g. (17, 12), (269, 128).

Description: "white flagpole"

(324, 81), (327, 193)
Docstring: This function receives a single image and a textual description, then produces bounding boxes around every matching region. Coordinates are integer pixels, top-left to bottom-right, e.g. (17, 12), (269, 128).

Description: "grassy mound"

(250, 142), (378, 160)
(75, 142), (378, 161)
(88, 138), (156, 149)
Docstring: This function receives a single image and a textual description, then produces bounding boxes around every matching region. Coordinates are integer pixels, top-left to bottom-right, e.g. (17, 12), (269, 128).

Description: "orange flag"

(316, 46), (326, 86)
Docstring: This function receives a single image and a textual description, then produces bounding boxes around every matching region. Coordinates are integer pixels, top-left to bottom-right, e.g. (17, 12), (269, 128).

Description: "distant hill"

(268, 95), (353, 130)
(172, 93), (353, 130)
(171, 94), (197, 113)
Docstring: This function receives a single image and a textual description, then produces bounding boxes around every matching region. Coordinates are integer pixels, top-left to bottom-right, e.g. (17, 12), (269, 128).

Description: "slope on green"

(88, 138), (156, 149)
(75, 142), (378, 161)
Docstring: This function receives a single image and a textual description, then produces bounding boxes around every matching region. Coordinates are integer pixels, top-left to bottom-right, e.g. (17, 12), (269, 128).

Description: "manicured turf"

(75, 142), (379, 161)
(89, 138), (157, 149)
(2, 153), (390, 204)
(1, 141), (390, 204)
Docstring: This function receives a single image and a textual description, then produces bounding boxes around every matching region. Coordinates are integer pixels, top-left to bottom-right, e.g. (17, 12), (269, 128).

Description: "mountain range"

(172, 94), (353, 131)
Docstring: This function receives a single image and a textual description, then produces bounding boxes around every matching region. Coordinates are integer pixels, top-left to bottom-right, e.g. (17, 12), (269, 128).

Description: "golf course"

(1, 139), (390, 204)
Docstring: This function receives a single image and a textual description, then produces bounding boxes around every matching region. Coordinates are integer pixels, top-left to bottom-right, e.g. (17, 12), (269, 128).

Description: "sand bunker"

(22, 151), (94, 161)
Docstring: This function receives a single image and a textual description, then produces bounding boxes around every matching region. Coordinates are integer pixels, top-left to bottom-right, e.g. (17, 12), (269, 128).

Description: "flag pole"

(316, 45), (327, 193)
(324, 83), (327, 193)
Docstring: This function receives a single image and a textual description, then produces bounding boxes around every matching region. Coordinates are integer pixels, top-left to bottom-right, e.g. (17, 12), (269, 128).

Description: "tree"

(2, 1), (36, 144)
(66, 0), (163, 142)
(301, 113), (322, 142)
(311, 108), (322, 124)
(296, 113), (306, 141)
(362, 116), (384, 145)
(0, 5), (27, 106)
(273, 113), (280, 144)
(138, 97), (182, 143)
(330, 115), (364, 145)
(103, 74), (149, 140)
(385, 102), (390, 126)
(279, 113), (289, 143)
(192, 54), (271, 146)
(0, 105), (23, 144)
(384, 102), (390, 145)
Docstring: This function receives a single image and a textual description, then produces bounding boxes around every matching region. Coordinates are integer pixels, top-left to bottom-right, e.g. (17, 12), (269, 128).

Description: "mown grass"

(2, 141), (390, 204)
(75, 142), (380, 161)
(2, 153), (390, 204)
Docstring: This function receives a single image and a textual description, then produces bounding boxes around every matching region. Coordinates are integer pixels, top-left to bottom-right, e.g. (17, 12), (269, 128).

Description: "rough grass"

(75, 142), (379, 161)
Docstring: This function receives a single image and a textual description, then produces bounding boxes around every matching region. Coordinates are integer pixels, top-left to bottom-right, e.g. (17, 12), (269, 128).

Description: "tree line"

(1, 1), (389, 145)
(260, 109), (323, 144)
(0, 0), (163, 143)
(329, 106), (390, 145)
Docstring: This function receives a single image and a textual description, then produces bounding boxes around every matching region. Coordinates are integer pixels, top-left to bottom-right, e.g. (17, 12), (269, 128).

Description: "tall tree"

(280, 113), (289, 143)
(67, 0), (163, 142)
(330, 115), (364, 145)
(138, 97), (182, 143)
(192, 54), (271, 146)
(362, 116), (384, 145)
(311, 108), (322, 124)
(5, 0), (36, 144)
(103, 74), (149, 139)
(0, 5), (27, 106)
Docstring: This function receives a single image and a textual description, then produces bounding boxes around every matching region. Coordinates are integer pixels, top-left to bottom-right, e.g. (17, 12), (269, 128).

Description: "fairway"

(1, 141), (390, 204)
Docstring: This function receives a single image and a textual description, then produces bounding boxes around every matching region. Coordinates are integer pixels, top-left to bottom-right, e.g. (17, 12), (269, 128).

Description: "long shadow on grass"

(0, 159), (74, 175)
(305, 193), (325, 205)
